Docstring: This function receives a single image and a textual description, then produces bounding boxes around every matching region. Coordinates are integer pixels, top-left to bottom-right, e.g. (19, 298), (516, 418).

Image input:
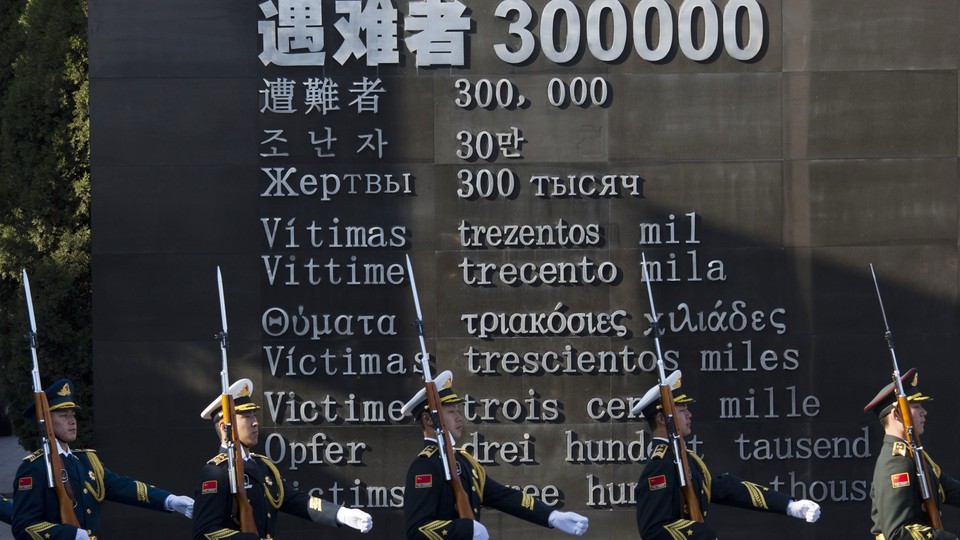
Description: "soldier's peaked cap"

(401, 370), (463, 417)
(201, 378), (261, 420)
(23, 378), (81, 419)
(863, 367), (932, 417)
(630, 370), (694, 422)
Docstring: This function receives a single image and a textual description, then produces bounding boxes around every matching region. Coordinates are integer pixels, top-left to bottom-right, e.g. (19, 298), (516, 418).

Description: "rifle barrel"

(405, 255), (475, 520)
(869, 264), (941, 529)
(22, 270), (80, 527)
(640, 254), (703, 522)
(214, 268), (257, 534)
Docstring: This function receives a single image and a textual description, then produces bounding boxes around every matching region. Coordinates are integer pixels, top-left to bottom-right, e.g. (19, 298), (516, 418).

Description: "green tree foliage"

(0, 0), (90, 450)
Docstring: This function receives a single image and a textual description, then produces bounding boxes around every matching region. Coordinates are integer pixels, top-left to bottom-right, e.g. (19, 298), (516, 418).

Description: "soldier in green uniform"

(191, 378), (373, 540)
(402, 370), (589, 540)
(865, 367), (960, 540)
(633, 370), (821, 539)
(12, 378), (193, 540)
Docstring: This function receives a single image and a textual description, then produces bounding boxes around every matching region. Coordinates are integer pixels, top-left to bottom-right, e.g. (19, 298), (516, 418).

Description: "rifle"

(404, 255), (475, 520)
(639, 254), (703, 522)
(869, 264), (941, 529)
(22, 269), (81, 527)
(215, 267), (258, 534)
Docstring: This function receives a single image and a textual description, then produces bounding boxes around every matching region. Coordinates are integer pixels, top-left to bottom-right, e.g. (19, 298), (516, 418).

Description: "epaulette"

(892, 441), (909, 457)
(207, 453), (229, 465)
(73, 448), (95, 455)
(651, 443), (669, 460)
(419, 445), (439, 458)
(24, 449), (44, 462)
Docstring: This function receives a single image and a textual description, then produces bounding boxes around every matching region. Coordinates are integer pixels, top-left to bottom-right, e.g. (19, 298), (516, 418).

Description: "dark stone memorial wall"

(88, 1), (960, 538)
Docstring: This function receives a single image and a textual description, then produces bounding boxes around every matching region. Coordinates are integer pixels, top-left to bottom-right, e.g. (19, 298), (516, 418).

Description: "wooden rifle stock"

(22, 269), (79, 527)
(35, 392), (80, 527)
(895, 394), (942, 529)
(659, 385), (702, 522)
(221, 395), (257, 534)
(404, 255), (474, 520)
(870, 264), (941, 530)
(214, 267), (256, 533)
(640, 254), (702, 523)
(424, 380), (474, 520)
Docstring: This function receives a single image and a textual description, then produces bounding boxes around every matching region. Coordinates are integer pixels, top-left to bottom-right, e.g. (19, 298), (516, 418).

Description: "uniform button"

(86, 509), (92, 514)
(83, 489), (88, 494)
(267, 512), (272, 518)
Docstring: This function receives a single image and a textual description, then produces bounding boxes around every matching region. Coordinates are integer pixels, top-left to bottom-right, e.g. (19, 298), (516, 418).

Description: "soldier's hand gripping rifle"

(216, 267), (258, 534)
(640, 255), (703, 522)
(869, 264), (942, 530)
(22, 269), (81, 528)
(404, 255), (475, 520)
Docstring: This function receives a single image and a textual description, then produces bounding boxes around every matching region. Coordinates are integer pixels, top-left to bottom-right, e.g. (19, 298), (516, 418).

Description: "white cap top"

(631, 370), (683, 416)
(200, 378), (260, 419)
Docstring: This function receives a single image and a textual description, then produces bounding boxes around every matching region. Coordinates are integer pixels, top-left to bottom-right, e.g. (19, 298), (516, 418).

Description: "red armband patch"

(201, 480), (218, 494)
(890, 473), (910, 489)
(648, 475), (667, 491)
(18, 477), (32, 491)
(415, 474), (433, 488)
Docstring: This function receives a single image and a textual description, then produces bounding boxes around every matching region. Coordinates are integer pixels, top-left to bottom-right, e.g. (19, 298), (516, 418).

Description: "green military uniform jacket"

(635, 438), (792, 539)
(403, 439), (554, 539)
(870, 434), (960, 540)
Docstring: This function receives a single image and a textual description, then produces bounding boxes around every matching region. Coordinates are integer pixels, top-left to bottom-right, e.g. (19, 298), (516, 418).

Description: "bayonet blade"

(869, 264), (892, 331)
(405, 255), (425, 323)
(217, 266), (229, 335)
(404, 255), (433, 381)
(22, 269), (37, 334)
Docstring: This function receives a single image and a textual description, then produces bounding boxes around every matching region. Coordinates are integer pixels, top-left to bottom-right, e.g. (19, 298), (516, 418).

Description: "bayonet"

(215, 267), (257, 533)
(640, 254), (702, 522)
(405, 255), (475, 520)
(22, 269), (80, 526)
(870, 264), (940, 529)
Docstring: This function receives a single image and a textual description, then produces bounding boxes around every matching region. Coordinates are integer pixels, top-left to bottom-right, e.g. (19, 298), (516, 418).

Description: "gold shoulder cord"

(922, 451), (946, 504)
(256, 454), (285, 509)
(81, 450), (106, 503)
(458, 449), (486, 502)
(686, 453), (712, 503)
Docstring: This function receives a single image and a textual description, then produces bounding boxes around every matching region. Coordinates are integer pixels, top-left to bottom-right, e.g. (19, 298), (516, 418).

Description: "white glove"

(337, 506), (373, 533)
(548, 510), (589, 536)
(165, 494), (195, 518)
(75, 530), (91, 540)
(786, 499), (821, 523)
(472, 520), (489, 540)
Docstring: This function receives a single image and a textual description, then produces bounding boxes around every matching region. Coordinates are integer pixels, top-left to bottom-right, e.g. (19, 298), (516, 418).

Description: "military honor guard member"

(633, 370), (821, 539)
(402, 370), (589, 540)
(865, 367), (960, 540)
(12, 378), (194, 540)
(191, 378), (373, 540)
